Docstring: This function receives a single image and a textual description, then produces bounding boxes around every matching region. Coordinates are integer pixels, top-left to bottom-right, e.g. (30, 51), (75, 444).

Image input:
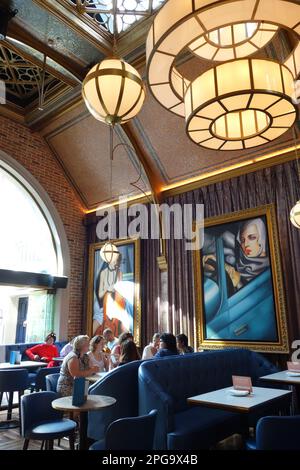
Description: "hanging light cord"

(112, 138), (153, 205)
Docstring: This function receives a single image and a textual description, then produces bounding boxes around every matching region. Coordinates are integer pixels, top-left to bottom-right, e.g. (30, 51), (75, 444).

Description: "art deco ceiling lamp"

(188, 21), (278, 62)
(146, 0), (300, 150)
(82, 22), (168, 269)
(82, 13), (146, 260)
(82, 57), (145, 126)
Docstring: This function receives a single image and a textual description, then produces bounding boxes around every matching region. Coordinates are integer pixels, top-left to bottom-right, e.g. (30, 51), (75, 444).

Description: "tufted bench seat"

(138, 349), (279, 450)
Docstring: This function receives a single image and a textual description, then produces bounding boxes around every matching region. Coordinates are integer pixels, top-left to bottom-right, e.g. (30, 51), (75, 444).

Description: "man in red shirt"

(25, 332), (59, 368)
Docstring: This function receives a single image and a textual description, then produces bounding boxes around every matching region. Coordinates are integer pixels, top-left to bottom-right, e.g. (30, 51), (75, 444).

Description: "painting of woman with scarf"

(196, 205), (288, 352)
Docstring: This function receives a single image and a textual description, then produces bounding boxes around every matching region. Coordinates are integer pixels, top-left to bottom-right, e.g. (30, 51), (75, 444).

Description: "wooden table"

(52, 395), (116, 450)
(188, 386), (292, 413)
(0, 361), (47, 369)
(86, 371), (110, 383)
(260, 371), (300, 413)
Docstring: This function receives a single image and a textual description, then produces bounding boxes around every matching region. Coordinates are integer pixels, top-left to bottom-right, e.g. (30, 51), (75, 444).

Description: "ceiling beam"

(2, 38), (78, 88)
(8, 18), (85, 82)
(32, 0), (112, 56)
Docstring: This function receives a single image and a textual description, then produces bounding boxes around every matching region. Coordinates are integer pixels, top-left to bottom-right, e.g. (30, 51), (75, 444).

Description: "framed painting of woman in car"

(193, 204), (289, 353)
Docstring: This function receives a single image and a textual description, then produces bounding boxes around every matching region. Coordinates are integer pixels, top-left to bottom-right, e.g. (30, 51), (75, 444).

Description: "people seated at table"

(88, 335), (109, 372)
(176, 334), (194, 354)
(57, 335), (100, 396)
(118, 339), (140, 366)
(25, 332), (59, 367)
(110, 332), (140, 369)
(60, 338), (74, 357)
(111, 331), (133, 357)
(142, 333), (160, 359)
(154, 332), (178, 358)
(103, 328), (118, 352)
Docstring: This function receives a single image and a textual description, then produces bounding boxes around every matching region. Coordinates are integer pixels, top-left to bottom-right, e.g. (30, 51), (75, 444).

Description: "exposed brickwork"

(0, 115), (86, 337)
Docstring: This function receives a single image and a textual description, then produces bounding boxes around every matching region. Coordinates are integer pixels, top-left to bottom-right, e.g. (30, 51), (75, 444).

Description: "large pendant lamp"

(184, 58), (296, 150)
(82, 32), (146, 261)
(146, 0), (300, 150)
(82, 57), (145, 126)
(188, 22), (278, 62)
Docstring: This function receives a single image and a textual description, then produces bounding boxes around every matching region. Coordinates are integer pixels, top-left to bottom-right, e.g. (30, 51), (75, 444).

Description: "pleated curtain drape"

(165, 159), (300, 350)
(85, 159), (300, 351)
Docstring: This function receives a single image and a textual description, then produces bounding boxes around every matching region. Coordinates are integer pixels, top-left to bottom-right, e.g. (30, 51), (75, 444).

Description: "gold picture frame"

(87, 238), (141, 346)
(193, 204), (289, 353)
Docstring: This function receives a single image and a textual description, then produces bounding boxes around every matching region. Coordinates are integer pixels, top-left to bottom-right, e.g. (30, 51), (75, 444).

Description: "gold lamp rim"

(146, 0), (300, 120)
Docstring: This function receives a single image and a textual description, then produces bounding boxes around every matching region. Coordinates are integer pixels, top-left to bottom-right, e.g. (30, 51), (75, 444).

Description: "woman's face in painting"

(240, 223), (261, 257)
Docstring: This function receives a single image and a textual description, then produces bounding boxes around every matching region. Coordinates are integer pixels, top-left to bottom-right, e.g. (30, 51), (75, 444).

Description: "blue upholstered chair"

(89, 410), (157, 450)
(0, 369), (29, 430)
(45, 373), (60, 394)
(30, 366), (61, 392)
(88, 360), (143, 442)
(247, 416), (300, 450)
(21, 391), (76, 450)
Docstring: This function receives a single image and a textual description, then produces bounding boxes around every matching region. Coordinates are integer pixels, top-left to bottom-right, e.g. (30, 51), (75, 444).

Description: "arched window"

(0, 162), (66, 344)
(0, 165), (61, 275)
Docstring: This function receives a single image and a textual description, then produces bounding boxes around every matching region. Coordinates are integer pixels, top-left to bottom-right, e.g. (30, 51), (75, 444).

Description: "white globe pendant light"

(290, 202), (300, 229)
(82, 57), (145, 126)
(100, 242), (119, 265)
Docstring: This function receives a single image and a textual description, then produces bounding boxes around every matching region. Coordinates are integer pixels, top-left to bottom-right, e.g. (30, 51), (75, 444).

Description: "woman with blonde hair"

(57, 335), (100, 397)
(88, 335), (109, 372)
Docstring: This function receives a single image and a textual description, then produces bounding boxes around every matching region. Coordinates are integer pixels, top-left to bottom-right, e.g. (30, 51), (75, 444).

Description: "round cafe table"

(52, 395), (116, 450)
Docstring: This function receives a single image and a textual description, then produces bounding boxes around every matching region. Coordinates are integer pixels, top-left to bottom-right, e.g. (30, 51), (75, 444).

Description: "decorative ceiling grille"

(0, 45), (61, 107)
(70, 0), (166, 33)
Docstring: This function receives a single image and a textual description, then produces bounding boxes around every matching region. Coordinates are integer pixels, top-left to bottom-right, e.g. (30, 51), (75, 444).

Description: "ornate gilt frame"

(86, 237), (141, 346)
(193, 204), (289, 353)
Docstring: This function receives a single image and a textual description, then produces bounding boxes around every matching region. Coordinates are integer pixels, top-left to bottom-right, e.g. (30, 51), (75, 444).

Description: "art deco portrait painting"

(194, 205), (289, 353)
(87, 238), (141, 346)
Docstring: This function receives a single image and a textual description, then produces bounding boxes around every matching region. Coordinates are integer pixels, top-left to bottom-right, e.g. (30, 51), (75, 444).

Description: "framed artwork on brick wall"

(193, 204), (289, 353)
(87, 238), (141, 346)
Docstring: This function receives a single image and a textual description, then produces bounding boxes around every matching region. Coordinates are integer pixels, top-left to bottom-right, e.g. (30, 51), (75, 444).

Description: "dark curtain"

(85, 159), (300, 351)
(165, 159), (300, 350)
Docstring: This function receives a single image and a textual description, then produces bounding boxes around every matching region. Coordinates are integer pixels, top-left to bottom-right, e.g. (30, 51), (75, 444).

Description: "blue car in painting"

(203, 237), (278, 342)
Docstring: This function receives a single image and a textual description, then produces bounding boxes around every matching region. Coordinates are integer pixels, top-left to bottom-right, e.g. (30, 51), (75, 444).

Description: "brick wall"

(0, 115), (86, 337)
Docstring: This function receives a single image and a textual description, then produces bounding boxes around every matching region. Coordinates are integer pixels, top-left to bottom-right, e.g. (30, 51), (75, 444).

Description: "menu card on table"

(9, 351), (16, 365)
(232, 375), (253, 393)
(72, 377), (89, 406)
(287, 361), (300, 372)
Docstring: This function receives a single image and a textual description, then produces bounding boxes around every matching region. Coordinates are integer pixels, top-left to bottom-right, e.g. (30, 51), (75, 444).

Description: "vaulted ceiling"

(0, 0), (299, 211)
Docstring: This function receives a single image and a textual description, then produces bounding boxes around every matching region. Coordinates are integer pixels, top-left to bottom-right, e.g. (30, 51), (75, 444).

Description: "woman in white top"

(88, 335), (109, 372)
(142, 333), (160, 360)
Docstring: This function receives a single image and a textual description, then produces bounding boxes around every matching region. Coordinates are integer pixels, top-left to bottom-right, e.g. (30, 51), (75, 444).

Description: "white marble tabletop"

(0, 361), (47, 369)
(187, 386), (292, 412)
(260, 370), (300, 385)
